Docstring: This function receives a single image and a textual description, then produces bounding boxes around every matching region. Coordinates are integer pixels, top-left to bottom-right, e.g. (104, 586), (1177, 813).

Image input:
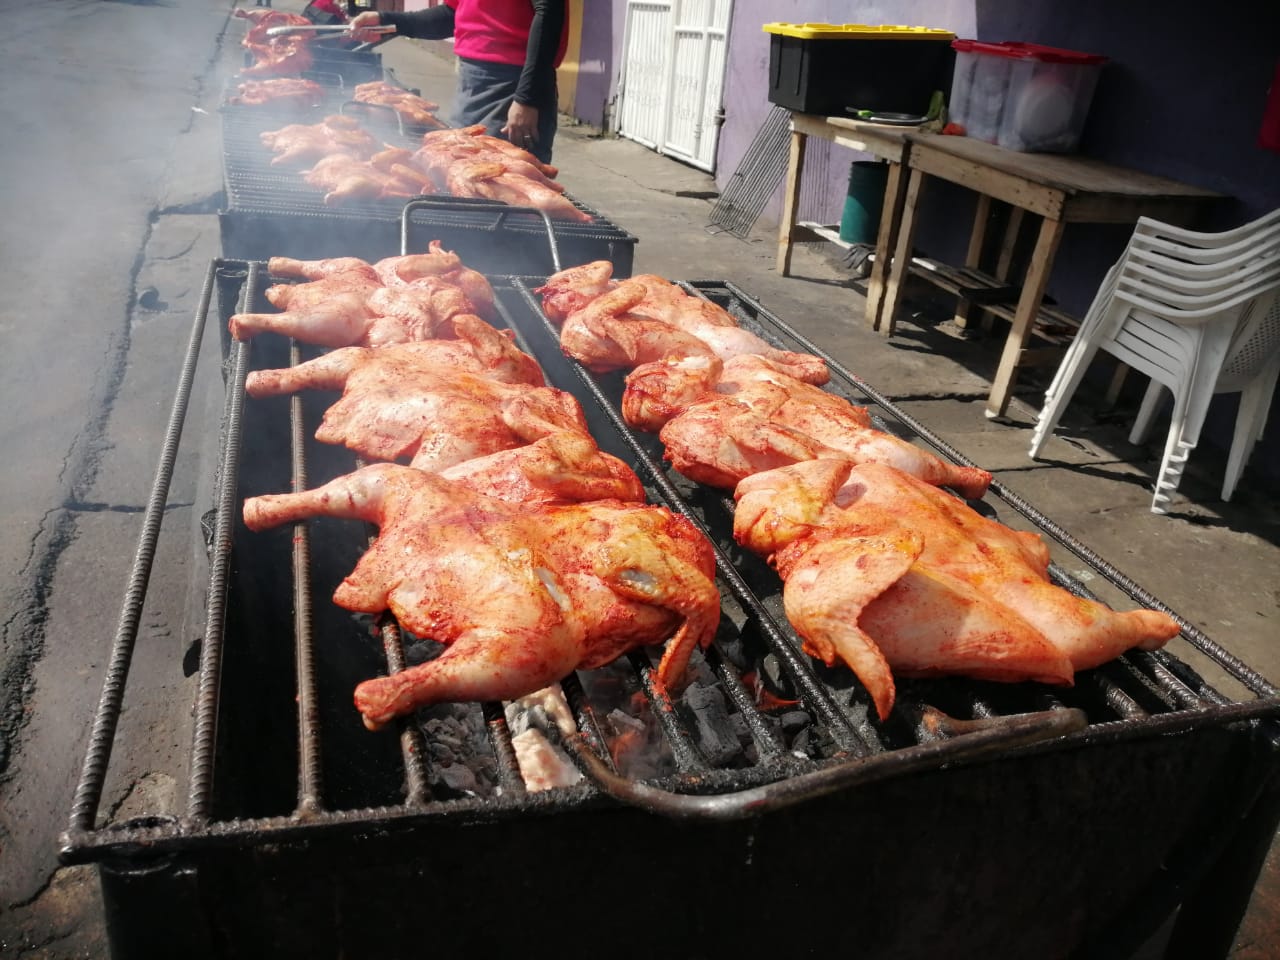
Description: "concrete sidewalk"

(378, 35), (1280, 958)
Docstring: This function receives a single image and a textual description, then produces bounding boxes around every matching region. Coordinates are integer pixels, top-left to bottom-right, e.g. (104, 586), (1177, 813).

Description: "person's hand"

(501, 102), (540, 153)
(348, 10), (388, 44)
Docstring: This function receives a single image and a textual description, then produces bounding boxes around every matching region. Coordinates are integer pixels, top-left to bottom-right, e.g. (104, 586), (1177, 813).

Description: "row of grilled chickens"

(229, 10), (587, 219)
(231, 250), (1179, 733)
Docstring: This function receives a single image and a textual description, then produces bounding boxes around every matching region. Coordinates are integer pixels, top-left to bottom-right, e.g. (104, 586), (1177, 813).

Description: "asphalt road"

(0, 0), (234, 951)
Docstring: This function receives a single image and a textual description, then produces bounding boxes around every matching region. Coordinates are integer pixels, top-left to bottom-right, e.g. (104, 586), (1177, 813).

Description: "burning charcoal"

(428, 742), (456, 765)
(790, 727), (812, 756)
(760, 652), (798, 702)
(679, 683), (743, 767)
(435, 762), (479, 796)
(510, 729), (582, 791)
(504, 686), (582, 791)
(779, 710), (811, 735)
(606, 708), (674, 780)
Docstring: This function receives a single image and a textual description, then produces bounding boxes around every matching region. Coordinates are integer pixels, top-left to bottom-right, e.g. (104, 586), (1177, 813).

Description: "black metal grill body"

(64, 262), (1280, 960)
(217, 110), (638, 274)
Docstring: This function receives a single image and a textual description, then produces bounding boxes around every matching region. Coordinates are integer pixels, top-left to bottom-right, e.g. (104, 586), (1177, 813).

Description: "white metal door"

(618, 0), (731, 172)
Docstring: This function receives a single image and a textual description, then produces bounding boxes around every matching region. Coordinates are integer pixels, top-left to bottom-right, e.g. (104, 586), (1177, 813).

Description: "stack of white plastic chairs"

(1029, 208), (1280, 514)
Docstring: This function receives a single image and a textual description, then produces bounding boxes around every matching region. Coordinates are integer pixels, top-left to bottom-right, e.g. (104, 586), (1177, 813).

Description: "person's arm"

(514, 0), (565, 107)
(348, 6), (454, 43)
(501, 0), (565, 146)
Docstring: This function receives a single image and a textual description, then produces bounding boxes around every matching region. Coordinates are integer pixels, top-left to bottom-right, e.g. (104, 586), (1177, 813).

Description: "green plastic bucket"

(839, 161), (889, 244)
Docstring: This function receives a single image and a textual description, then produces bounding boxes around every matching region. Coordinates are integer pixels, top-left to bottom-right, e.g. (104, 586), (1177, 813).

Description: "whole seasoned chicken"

(302, 154), (418, 206)
(373, 243), (496, 320)
(353, 81), (446, 130)
(260, 116), (379, 168)
(535, 260), (617, 322)
(417, 125), (559, 178)
(654, 355), (993, 498)
(245, 317), (545, 398)
(443, 160), (591, 222)
(622, 354), (723, 431)
(550, 278), (829, 383)
(225, 78), (325, 109)
(242, 464), (720, 727)
(237, 10), (314, 78)
(405, 125), (578, 219)
(248, 352), (590, 471)
(231, 257), (492, 347)
(229, 261), (382, 346)
(733, 459), (1180, 720)
(438, 432), (644, 505)
(267, 244), (497, 323)
(229, 262), (381, 346)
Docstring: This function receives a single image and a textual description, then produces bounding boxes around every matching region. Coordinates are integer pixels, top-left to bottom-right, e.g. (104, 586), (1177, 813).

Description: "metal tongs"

(264, 23), (397, 38)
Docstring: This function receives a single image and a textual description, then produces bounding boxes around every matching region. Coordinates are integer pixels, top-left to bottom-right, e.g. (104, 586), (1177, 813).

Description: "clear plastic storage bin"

(948, 40), (1106, 152)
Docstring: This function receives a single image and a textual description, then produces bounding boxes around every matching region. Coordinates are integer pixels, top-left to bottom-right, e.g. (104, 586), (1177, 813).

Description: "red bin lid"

(951, 38), (1107, 65)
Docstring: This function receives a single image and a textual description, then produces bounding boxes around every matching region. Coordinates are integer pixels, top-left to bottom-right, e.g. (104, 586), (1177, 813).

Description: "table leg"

(877, 167), (927, 337)
(985, 215), (1066, 418)
(952, 194), (992, 329)
(865, 159), (908, 331)
(776, 127), (807, 277)
(980, 206), (1026, 333)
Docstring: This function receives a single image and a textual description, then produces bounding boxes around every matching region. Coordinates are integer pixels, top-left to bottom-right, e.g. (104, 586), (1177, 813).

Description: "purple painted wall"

(573, 2), (624, 127)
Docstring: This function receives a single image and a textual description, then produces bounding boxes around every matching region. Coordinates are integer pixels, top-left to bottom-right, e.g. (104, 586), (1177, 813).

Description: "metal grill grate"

(707, 105), (792, 238)
(218, 110), (638, 272)
(60, 259), (1280, 866)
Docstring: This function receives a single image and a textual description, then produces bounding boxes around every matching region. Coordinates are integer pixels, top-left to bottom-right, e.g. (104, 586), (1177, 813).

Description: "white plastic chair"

(1029, 209), (1280, 513)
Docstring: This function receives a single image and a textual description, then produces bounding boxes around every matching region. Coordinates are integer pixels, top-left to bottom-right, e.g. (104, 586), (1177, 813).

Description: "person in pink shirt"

(350, 0), (567, 163)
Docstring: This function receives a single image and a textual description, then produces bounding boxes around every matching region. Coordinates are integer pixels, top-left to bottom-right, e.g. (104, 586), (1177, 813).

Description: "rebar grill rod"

(188, 264), (257, 823)
(67, 262), (219, 834)
(290, 340), (325, 814)
(376, 616), (433, 805)
(481, 702), (527, 796)
(625, 650), (710, 773)
(718, 279), (1280, 701)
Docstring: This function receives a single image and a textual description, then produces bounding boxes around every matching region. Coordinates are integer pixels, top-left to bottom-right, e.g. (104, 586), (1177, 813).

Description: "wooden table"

(775, 113), (919, 331)
(879, 134), (1226, 417)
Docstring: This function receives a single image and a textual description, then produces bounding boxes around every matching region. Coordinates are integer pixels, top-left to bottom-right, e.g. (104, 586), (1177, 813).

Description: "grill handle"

(549, 706), (1088, 821)
(399, 197), (563, 273)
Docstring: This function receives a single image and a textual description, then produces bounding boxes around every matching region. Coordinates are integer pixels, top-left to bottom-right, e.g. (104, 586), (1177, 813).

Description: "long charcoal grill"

(217, 107), (638, 273)
(62, 261), (1280, 960)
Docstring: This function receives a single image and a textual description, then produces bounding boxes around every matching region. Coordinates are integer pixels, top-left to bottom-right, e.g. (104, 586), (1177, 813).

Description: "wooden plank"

(776, 127), (806, 277)
(878, 167), (927, 336)
(865, 158), (908, 331)
(791, 113), (914, 162)
(1063, 195), (1221, 225)
(987, 216), (1067, 417)
(908, 142), (1066, 219)
(979, 205), (1026, 333)
(953, 194), (992, 329)
(906, 258), (1079, 332)
(908, 133), (1226, 202)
